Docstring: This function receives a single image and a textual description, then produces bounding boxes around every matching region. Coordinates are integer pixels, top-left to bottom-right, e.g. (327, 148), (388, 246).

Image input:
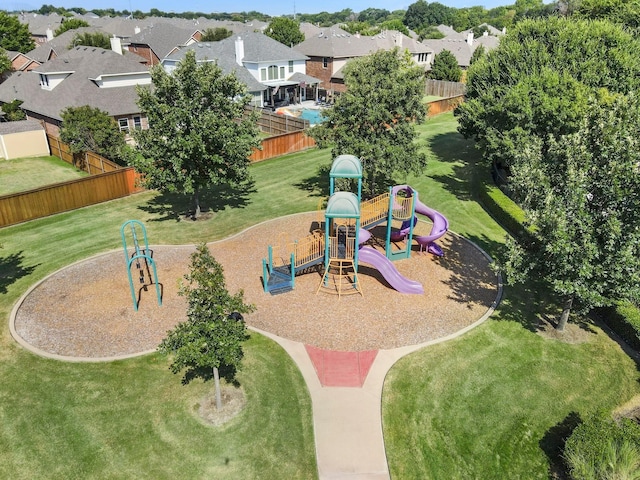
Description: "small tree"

(0, 11), (35, 53)
(265, 17), (304, 47)
(132, 50), (260, 218)
(470, 44), (486, 65)
(309, 48), (427, 196)
(54, 18), (89, 36)
(1, 100), (26, 121)
(69, 31), (111, 49)
(60, 105), (130, 165)
(201, 27), (233, 42)
(429, 50), (462, 81)
(158, 244), (255, 410)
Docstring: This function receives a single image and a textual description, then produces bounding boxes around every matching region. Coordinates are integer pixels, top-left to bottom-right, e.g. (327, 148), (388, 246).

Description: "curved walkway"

(10, 212), (502, 479)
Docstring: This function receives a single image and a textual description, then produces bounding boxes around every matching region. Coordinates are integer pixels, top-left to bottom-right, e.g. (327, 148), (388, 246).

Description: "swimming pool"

(298, 108), (325, 125)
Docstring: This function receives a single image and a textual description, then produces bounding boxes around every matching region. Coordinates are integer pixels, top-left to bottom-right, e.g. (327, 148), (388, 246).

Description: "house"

(17, 12), (63, 46)
(0, 46), (151, 136)
(424, 25), (502, 70)
(24, 26), (108, 66)
(295, 29), (433, 97)
(126, 23), (202, 66)
(2, 51), (39, 81)
(163, 31), (320, 109)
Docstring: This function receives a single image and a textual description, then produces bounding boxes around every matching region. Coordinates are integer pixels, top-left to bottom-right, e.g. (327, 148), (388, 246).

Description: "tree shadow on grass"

(0, 251), (38, 294)
(293, 163), (331, 198)
(138, 179), (257, 222)
(539, 412), (581, 480)
(426, 131), (483, 202)
(181, 363), (241, 387)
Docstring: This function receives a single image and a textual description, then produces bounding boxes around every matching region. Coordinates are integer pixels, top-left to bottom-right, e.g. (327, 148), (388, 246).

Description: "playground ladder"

(316, 258), (363, 298)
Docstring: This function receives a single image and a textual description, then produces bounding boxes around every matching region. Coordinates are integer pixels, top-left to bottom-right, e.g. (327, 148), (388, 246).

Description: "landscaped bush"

(564, 410), (640, 480)
(598, 301), (640, 352)
(476, 168), (527, 240)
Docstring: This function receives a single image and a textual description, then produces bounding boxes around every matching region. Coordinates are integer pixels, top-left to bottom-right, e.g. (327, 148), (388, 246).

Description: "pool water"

(299, 108), (325, 125)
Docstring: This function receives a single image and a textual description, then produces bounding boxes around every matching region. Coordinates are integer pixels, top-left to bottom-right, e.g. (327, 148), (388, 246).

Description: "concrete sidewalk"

(254, 315), (493, 479)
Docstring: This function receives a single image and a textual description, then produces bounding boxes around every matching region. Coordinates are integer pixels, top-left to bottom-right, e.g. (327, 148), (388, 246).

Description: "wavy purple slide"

(358, 245), (424, 294)
(391, 185), (449, 256)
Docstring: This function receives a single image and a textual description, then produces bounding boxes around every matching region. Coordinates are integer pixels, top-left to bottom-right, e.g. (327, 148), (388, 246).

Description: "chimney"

(46, 27), (53, 41)
(134, 25), (141, 34)
(235, 36), (244, 66)
(355, 32), (360, 39)
(483, 30), (488, 36)
(394, 34), (402, 47)
(466, 32), (473, 45)
(110, 35), (123, 55)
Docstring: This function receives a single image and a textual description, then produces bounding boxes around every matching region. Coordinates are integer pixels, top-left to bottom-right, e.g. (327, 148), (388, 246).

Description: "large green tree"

(132, 50), (260, 218)
(158, 243), (254, 410)
(265, 17), (304, 47)
(0, 11), (35, 53)
(574, 0), (640, 29)
(403, 0), (430, 31)
(500, 93), (640, 330)
(309, 48), (427, 196)
(428, 49), (462, 81)
(60, 105), (130, 165)
(456, 17), (640, 175)
(200, 27), (232, 42)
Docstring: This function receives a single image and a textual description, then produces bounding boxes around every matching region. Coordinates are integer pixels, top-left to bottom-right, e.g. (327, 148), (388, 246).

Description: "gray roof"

(422, 38), (474, 68)
(0, 120), (44, 135)
(25, 26), (106, 63)
(0, 119), (45, 135)
(17, 12), (63, 35)
(295, 29), (432, 58)
(128, 23), (199, 59)
(0, 47), (149, 121)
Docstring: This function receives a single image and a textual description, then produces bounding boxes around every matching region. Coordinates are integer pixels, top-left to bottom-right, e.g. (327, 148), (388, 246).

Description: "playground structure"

(120, 220), (162, 311)
(261, 155), (449, 296)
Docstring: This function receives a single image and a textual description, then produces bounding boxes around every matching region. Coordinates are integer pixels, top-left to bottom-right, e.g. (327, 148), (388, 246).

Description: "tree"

(265, 17), (304, 47)
(54, 18), (89, 36)
(380, 19), (410, 36)
(574, 0), (640, 29)
(422, 2), (456, 26)
(69, 31), (111, 49)
(309, 48), (427, 196)
(456, 17), (640, 177)
(404, 0), (430, 31)
(500, 93), (640, 330)
(1, 99), (26, 121)
(0, 48), (10, 75)
(158, 243), (254, 410)
(469, 44), (486, 65)
(0, 11), (35, 53)
(428, 49), (462, 81)
(60, 105), (130, 165)
(132, 50), (260, 218)
(201, 27), (232, 42)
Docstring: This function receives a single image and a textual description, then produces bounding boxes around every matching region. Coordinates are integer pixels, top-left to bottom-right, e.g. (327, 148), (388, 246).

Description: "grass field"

(0, 156), (87, 196)
(1, 113), (638, 478)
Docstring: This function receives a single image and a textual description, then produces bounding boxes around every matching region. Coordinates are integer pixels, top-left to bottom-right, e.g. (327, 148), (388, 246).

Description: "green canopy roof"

(329, 155), (362, 179)
(325, 192), (360, 218)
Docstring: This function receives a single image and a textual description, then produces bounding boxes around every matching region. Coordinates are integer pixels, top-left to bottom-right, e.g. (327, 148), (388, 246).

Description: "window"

(288, 60), (293, 73)
(133, 116), (142, 130)
(260, 68), (266, 81)
(268, 65), (278, 80)
(118, 118), (129, 132)
(280, 66), (285, 78)
(322, 57), (328, 68)
(39, 74), (49, 87)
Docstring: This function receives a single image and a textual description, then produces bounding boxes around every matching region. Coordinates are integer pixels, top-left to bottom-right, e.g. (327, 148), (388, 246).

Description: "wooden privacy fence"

(47, 134), (121, 174)
(426, 95), (465, 117)
(248, 106), (309, 134)
(0, 168), (139, 227)
(425, 79), (467, 98)
(250, 130), (316, 163)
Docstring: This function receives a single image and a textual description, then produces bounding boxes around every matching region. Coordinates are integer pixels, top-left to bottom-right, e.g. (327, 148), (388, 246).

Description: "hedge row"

(475, 166), (640, 347)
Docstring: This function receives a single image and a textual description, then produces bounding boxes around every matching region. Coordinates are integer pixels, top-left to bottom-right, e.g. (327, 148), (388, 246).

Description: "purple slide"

(358, 245), (424, 294)
(391, 185), (449, 256)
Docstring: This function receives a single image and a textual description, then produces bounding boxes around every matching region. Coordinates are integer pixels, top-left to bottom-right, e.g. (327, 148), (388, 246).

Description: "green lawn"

(0, 113), (638, 478)
(0, 156), (88, 196)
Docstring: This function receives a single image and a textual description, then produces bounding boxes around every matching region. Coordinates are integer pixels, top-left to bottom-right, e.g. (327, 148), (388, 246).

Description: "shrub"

(564, 411), (640, 480)
(597, 301), (640, 352)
